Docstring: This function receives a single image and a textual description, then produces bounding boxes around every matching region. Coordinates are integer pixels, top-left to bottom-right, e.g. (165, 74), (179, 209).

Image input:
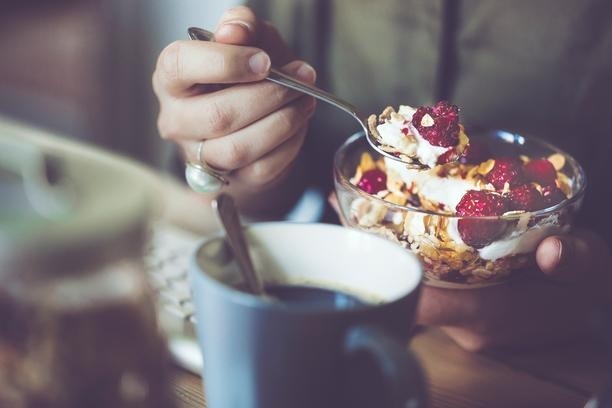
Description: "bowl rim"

(334, 130), (587, 220)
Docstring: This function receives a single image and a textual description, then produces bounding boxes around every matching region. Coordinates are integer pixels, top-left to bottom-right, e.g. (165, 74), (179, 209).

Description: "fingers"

(160, 60), (316, 140)
(215, 6), (259, 45)
(535, 236), (563, 275)
(234, 123), (308, 187)
(417, 277), (590, 351)
(154, 40), (270, 95)
(438, 278), (593, 351)
(416, 286), (481, 327)
(154, 6), (297, 97)
(181, 95), (315, 171)
(214, 6), (293, 63)
(536, 230), (611, 282)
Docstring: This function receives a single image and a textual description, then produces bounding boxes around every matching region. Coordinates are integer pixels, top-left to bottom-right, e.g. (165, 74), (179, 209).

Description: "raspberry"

(357, 169), (387, 194)
(506, 184), (543, 211)
(540, 185), (566, 208)
(436, 148), (460, 165)
(456, 190), (510, 217)
(486, 157), (524, 190)
(523, 158), (557, 186)
(456, 190), (510, 248)
(459, 140), (491, 165)
(412, 101), (460, 147)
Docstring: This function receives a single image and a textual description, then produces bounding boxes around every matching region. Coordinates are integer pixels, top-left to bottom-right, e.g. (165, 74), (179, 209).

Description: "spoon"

(188, 27), (427, 169)
(213, 193), (265, 296)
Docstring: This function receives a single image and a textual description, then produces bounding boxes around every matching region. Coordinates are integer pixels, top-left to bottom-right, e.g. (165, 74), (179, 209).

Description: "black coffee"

(264, 285), (367, 309)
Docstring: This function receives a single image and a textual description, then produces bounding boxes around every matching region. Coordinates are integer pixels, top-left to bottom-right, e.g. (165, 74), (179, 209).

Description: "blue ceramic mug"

(190, 223), (427, 408)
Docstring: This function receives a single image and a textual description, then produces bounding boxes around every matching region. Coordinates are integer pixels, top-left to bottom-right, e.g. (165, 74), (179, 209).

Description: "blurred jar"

(0, 134), (175, 407)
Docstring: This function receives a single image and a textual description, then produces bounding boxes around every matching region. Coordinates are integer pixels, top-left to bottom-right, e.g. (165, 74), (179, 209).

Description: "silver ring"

(197, 141), (205, 166)
(185, 162), (228, 193)
(197, 141), (230, 175)
(185, 142), (229, 193)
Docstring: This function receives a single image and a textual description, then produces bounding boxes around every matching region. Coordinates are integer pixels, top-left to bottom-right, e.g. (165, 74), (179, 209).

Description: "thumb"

(215, 6), (259, 45)
(214, 6), (293, 64)
(536, 230), (609, 282)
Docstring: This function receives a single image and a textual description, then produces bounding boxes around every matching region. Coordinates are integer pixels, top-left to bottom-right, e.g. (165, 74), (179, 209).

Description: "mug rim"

(190, 222), (423, 314)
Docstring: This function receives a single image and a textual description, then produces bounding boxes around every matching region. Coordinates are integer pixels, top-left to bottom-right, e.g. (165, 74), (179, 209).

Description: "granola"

(345, 146), (577, 286)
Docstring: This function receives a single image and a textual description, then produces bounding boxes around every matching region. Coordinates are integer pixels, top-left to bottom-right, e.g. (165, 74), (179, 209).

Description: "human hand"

(419, 230), (611, 351)
(328, 192), (612, 351)
(152, 6), (316, 196)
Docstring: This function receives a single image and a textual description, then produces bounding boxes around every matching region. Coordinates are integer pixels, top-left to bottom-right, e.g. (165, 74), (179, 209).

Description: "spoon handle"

(187, 27), (366, 129)
(266, 69), (363, 122)
(214, 193), (265, 296)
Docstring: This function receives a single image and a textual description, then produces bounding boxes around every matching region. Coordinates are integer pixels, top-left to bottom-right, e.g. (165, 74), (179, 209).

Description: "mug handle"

(343, 325), (427, 408)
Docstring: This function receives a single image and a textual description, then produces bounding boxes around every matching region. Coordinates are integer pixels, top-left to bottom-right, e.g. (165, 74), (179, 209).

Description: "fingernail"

(536, 236), (563, 274)
(217, 21), (251, 37)
(296, 63), (316, 83)
(249, 51), (270, 75)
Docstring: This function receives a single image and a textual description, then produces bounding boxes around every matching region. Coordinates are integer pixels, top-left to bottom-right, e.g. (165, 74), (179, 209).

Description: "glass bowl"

(333, 131), (586, 288)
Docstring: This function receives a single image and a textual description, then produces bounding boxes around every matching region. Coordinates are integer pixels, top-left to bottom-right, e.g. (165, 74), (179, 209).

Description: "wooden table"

(170, 327), (608, 408)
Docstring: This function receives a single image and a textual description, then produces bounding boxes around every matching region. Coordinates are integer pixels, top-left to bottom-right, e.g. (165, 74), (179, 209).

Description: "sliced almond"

(519, 155), (530, 164)
(420, 244), (440, 261)
(379, 106), (396, 121)
(403, 133), (417, 145)
(390, 111), (406, 123)
(349, 167), (363, 185)
(477, 159), (496, 175)
(375, 157), (387, 171)
(385, 171), (404, 193)
(517, 212), (532, 231)
(359, 152), (376, 172)
(384, 192), (407, 206)
(502, 210), (526, 217)
(419, 196), (442, 213)
(421, 113), (435, 127)
(367, 114), (381, 141)
(548, 153), (566, 171)
(557, 173), (572, 197)
(458, 126), (470, 149)
(466, 165), (480, 180)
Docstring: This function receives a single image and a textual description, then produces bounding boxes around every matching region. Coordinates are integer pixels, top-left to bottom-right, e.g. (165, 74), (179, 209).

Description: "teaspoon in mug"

(213, 193), (266, 296)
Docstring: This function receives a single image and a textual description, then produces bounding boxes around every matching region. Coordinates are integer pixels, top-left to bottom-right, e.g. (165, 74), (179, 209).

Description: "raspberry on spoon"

(412, 101), (460, 148)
